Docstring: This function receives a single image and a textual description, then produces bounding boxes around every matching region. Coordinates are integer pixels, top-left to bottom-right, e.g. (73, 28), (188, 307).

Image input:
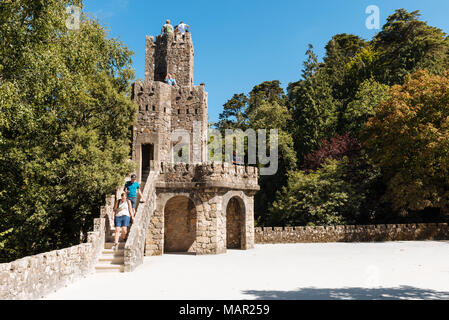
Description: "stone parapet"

(255, 223), (449, 243)
(0, 218), (106, 300)
(156, 162), (259, 191)
(0, 180), (125, 299)
(124, 171), (158, 272)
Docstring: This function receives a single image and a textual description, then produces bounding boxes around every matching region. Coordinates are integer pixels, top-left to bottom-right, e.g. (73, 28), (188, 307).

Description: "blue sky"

(83, 0), (449, 123)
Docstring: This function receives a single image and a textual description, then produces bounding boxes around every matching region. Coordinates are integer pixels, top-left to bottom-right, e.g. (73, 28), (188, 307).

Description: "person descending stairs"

(95, 192), (134, 273)
(94, 172), (148, 273)
(95, 229), (126, 273)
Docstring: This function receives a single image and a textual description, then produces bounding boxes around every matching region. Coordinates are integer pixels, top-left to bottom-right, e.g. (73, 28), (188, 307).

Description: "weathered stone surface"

(0, 218), (105, 300)
(124, 171), (158, 272)
(146, 33), (194, 87)
(254, 223), (449, 243)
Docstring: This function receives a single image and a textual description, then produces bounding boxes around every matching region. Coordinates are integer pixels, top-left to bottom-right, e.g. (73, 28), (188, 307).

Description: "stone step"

(98, 256), (125, 264)
(95, 264), (124, 273)
(105, 236), (127, 242)
(104, 242), (125, 249)
(101, 248), (124, 256)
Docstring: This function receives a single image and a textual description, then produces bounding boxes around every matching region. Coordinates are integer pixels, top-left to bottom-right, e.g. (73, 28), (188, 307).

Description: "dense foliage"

(363, 70), (449, 215)
(270, 159), (365, 226)
(217, 9), (449, 226)
(0, 0), (136, 262)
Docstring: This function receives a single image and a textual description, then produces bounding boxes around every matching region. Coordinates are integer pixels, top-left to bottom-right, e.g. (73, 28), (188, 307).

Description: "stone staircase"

(95, 229), (126, 273)
(94, 170), (156, 273)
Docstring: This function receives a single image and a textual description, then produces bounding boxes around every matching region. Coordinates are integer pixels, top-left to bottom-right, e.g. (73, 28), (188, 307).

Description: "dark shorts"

(127, 197), (137, 210)
(114, 215), (130, 228)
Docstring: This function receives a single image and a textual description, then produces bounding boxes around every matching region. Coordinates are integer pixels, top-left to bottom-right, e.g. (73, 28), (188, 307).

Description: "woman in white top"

(113, 193), (134, 248)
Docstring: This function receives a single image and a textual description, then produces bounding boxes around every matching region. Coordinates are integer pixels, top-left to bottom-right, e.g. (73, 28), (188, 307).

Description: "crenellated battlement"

(157, 162), (260, 191)
(153, 31), (194, 45)
(133, 77), (207, 112)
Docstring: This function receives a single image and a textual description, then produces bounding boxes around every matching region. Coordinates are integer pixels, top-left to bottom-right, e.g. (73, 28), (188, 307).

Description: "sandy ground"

(43, 241), (449, 300)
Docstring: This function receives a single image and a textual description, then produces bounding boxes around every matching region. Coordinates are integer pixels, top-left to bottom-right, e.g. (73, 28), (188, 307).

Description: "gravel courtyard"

(44, 241), (449, 300)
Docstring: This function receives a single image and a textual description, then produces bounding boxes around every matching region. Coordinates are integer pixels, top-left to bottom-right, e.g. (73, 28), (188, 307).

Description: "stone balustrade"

(124, 171), (158, 272)
(0, 181), (125, 300)
(0, 218), (107, 300)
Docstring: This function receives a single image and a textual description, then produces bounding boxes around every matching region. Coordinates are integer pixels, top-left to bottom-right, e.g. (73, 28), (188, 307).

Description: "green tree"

(323, 33), (367, 101)
(216, 8), (449, 226)
(0, 0), (136, 262)
(248, 100), (297, 225)
(288, 45), (339, 163)
(269, 159), (364, 226)
(342, 78), (390, 135)
(217, 93), (249, 131)
(248, 80), (287, 114)
(217, 81), (297, 225)
(372, 9), (449, 85)
(363, 70), (449, 214)
(217, 80), (287, 132)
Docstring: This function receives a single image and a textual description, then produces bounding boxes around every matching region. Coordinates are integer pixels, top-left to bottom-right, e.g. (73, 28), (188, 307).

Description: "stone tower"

(132, 32), (259, 256)
(133, 32), (208, 182)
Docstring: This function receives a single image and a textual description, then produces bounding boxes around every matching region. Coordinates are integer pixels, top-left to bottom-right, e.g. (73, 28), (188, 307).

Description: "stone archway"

(226, 196), (245, 249)
(164, 196), (197, 253)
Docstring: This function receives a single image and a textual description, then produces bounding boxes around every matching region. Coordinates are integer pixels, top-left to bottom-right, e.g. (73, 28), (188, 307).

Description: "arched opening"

(164, 196), (197, 253)
(226, 197), (245, 249)
(141, 143), (154, 174)
(140, 143), (155, 190)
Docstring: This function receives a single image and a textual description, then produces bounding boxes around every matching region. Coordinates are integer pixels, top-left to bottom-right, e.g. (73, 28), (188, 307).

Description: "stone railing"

(0, 186), (122, 300)
(124, 171), (158, 272)
(0, 218), (106, 300)
(157, 162), (259, 190)
(255, 223), (449, 244)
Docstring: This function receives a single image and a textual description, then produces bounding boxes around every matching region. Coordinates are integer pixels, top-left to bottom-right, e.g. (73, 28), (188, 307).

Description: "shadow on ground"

(243, 286), (449, 300)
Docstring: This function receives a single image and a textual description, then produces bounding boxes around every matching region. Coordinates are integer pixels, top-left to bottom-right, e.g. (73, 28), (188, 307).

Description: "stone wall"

(132, 80), (172, 181)
(0, 218), (106, 300)
(170, 85), (208, 163)
(0, 182), (124, 300)
(132, 82), (209, 175)
(146, 189), (256, 256)
(255, 223), (449, 244)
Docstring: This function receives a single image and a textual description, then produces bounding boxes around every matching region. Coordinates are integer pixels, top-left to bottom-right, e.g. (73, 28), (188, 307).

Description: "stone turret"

(132, 31), (259, 257)
(133, 33), (207, 181)
(145, 33), (194, 87)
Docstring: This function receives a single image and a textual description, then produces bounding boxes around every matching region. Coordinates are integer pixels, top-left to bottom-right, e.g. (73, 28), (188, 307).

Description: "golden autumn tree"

(363, 70), (449, 215)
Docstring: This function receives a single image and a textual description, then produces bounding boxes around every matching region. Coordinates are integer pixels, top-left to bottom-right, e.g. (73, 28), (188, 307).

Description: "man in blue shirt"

(124, 174), (145, 216)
